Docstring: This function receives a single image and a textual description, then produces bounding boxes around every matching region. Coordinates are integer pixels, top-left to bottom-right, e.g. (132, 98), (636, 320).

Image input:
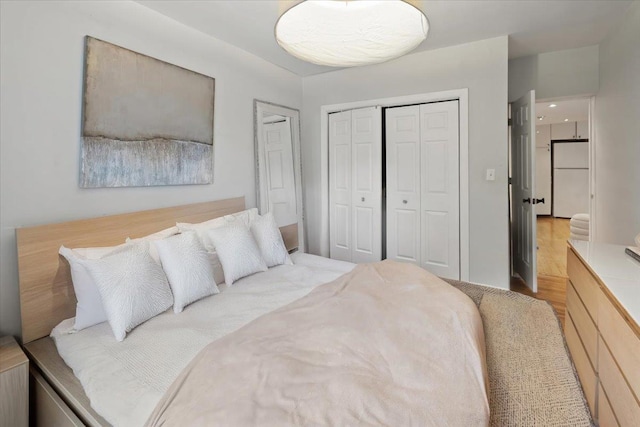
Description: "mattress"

(51, 252), (355, 427)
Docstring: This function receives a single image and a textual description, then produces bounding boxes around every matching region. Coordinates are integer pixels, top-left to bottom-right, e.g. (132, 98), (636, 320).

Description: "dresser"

(0, 336), (29, 427)
(566, 240), (640, 426)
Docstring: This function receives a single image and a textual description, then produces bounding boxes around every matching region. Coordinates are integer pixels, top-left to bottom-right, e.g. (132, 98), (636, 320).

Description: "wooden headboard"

(16, 197), (298, 344)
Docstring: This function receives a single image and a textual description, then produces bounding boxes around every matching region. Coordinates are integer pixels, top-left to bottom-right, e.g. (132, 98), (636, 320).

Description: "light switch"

(486, 169), (495, 181)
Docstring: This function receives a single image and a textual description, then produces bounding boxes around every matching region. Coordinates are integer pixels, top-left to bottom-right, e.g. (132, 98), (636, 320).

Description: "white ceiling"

(136, 0), (632, 77)
(536, 98), (590, 125)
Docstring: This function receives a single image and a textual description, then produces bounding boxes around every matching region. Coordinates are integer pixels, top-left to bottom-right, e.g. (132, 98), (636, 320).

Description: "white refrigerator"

(553, 142), (589, 218)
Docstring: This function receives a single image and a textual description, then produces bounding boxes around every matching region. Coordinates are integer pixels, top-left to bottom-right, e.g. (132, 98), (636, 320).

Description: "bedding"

(125, 225), (180, 263)
(147, 260), (489, 426)
(153, 231), (219, 313)
(251, 211), (293, 267)
(76, 242), (174, 342)
(208, 222), (268, 285)
(51, 253), (354, 426)
(59, 243), (126, 331)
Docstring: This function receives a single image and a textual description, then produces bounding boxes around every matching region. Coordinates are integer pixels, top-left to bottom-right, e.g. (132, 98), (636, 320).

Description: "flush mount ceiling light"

(275, 0), (429, 67)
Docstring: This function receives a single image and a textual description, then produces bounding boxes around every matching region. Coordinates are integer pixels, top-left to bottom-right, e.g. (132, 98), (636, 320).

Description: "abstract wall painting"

(80, 37), (215, 187)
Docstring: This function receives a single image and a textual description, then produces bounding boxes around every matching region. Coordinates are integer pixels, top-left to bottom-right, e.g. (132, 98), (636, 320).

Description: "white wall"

(509, 45), (599, 102)
(0, 1), (302, 338)
(302, 36), (510, 289)
(594, 1), (640, 245)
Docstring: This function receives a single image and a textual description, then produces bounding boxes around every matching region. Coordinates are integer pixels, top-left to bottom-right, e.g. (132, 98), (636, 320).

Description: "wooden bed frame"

(15, 196), (298, 426)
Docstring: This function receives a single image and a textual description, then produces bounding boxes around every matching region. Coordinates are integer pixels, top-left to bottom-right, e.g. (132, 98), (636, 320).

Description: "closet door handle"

(402, 200), (408, 204)
(361, 197), (365, 202)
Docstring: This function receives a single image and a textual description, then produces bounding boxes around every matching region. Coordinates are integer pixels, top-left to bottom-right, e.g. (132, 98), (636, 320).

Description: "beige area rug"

(445, 279), (594, 427)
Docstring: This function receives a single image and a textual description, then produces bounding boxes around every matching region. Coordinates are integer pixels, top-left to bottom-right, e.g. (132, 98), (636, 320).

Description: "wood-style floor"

(511, 217), (570, 325)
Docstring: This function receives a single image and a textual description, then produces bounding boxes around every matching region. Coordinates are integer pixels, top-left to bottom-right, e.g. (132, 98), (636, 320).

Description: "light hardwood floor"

(511, 217), (571, 325)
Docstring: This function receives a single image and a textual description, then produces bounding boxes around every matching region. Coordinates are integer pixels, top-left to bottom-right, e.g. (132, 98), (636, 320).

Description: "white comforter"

(52, 253), (354, 426)
(147, 261), (489, 426)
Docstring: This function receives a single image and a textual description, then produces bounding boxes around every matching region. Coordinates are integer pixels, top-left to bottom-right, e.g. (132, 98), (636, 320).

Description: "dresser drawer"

(598, 383), (619, 427)
(598, 336), (640, 427)
(566, 280), (598, 368)
(598, 290), (640, 401)
(567, 248), (599, 321)
(565, 313), (597, 415)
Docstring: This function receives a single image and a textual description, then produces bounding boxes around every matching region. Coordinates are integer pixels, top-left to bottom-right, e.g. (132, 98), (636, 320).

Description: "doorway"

(510, 96), (593, 323)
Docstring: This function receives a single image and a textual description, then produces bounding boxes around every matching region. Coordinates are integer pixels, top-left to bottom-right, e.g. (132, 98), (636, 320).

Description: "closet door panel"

(420, 101), (459, 279)
(386, 105), (421, 265)
(351, 107), (382, 263)
(329, 111), (352, 261)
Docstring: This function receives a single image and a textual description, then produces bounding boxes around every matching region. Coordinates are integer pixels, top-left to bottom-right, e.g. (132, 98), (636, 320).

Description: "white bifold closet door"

(386, 101), (460, 279)
(329, 106), (382, 263)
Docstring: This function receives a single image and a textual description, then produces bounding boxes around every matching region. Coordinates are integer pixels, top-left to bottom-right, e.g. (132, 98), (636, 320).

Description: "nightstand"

(0, 336), (29, 427)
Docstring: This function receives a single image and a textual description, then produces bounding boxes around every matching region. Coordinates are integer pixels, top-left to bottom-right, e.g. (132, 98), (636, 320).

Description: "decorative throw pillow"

(224, 208), (259, 228)
(250, 212), (293, 267)
(77, 242), (173, 341)
(207, 223), (268, 286)
(153, 232), (220, 313)
(125, 225), (180, 263)
(176, 216), (227, 252)
(59, 243), (126, 331)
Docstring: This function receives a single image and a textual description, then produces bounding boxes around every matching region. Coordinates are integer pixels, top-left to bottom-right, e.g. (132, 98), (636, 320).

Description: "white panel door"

(329, 111), (352, 261)
(386, 105), (421, 265)
(262, 119), (297, 227)
(510, 90), (537, 292)
(351, 107), (382, 263)
(419, 101), (459, 279)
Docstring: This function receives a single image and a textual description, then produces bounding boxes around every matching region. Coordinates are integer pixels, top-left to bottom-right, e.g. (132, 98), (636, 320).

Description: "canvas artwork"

(80, 37), (215, 187)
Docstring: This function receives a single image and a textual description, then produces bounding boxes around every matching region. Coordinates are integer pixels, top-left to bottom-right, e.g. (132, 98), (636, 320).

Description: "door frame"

(588, 95), (597, 241)
(254, 100), (305, 251)
(318, 88), (470, 281)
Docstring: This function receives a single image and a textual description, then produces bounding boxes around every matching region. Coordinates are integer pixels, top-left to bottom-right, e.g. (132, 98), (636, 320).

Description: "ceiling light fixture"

(538, 116), (545, 120)
(275, 0), (429, 67)
(549, 104), (557, 108)
(564, 118), (569, 122)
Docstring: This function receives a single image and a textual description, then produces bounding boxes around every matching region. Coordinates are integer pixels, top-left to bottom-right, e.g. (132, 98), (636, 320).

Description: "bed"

(16, 196), (489, 426)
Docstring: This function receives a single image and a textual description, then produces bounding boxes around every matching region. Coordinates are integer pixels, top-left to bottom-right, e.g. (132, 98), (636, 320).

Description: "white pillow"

(153, 232), (219, 313)
(207, 223), (267, 285)
(207, 251), (226, 285)
(250, 212), (293, 267)
(59, 243), (126, 331)
(125, 226), (180, 263)
(176, 216), (226, 252)
(77, 242), (173, 341)
(224, 208), (259, 228)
